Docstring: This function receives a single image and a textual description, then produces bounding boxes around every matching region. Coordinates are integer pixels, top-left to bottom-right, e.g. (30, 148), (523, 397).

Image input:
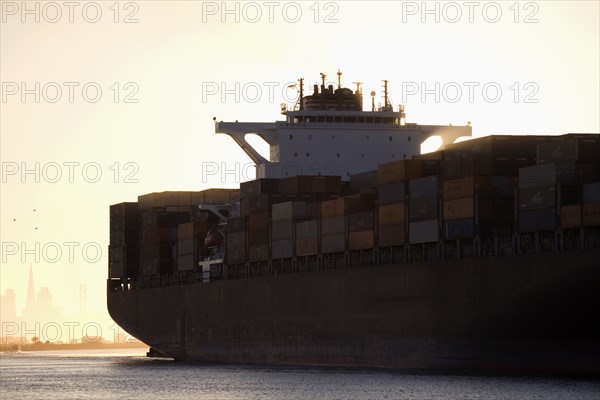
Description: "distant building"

(0, 289), (16, 322)
(21, 266), (62, 323)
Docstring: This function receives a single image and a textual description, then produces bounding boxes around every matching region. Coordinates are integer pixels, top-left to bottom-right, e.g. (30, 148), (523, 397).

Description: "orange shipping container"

(321, 196), (365, 218)
(296, 237), (319, 256)
(378, 160), (422, 184)
(582, 203), (600, 227)
(561, 205), (581, 229)
(378, 203), (405, 225)
(348, 231), (375, 250)
(443, 197), (474, 221)
(442, 176), (502, 200)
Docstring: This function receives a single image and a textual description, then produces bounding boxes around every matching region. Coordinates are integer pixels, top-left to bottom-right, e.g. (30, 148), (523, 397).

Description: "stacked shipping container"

(111, 134), (600, 284)
(109, 202), (139, 279)
(408, 176), (440, 244)
(376, 160), (420, 247)
(271, 201), (308, 259)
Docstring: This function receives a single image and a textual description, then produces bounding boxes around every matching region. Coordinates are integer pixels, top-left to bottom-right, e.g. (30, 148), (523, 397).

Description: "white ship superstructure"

(216, 72), (472, 179)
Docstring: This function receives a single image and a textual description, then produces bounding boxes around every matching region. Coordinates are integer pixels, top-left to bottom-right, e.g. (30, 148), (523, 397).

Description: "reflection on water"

(1, 349), (599, 400)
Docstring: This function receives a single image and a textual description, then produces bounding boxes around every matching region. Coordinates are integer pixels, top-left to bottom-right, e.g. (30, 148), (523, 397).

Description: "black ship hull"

(107, 249), (600, 375)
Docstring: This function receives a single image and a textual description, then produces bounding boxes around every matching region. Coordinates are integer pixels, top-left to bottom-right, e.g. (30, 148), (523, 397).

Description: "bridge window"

(389, 136), (393, 141)
(408, 136), (411, 141)
(336, 153), (340, 158)
(306, 153), (310, 157)
(289, 134), (293, 140)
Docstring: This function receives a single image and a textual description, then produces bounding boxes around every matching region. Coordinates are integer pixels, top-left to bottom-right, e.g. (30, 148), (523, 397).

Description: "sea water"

(1, 349), (598, 399)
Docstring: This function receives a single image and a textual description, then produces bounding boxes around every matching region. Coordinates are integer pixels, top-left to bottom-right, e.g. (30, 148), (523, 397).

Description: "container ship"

(107, 72), (600, 374)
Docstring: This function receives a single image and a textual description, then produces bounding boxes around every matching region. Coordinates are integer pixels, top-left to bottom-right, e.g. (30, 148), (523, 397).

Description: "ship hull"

(108, 249), (600, 374)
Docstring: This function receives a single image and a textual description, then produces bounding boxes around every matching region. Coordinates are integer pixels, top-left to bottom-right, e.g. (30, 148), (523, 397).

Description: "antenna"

(352, 82), (363, 95)
(382, 80), (392, 111)
(320, 72), (326, 89)
(299, 78), (304, 110)
(337, 69), (342, 89)
(370, 91), (376, 112)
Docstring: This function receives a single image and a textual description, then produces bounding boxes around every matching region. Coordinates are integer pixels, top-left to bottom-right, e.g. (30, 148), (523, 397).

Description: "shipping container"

(138, 191), (197, 210)
(249, 211), (269, 230)
(109, 215), (139, 234)
(477, 195), (515, 220)
(444, 135), (557, 162)
(519, 208), (556, 233)
(321, 216), (346, 236)
(537, 135), (600, 164)
(583, 182), (600, 204)
(321, 196), (366, 218)
(296, 237), (319, 256)
(561, 205), (582, 229)
(178, 238), (196, 255)
(419, 160), (442, 177)
(378, 160), (421, 184)
(272, 220), (294, 241)
(518, 186), (556, 211)
(348, 211), (374, 232)
(312, 176), (343, 194)
(177, 221), (207, 240)
(226, 216), (246, 232)
(110, 202), (138, 218)
(378, 203), (405, 225)
(350, 170), (378, 190)
(479, 222), (513, 238)
(247, 194), (272, 213)
(378, 224), (405, 247)
(321, 234), (345, 253)
(226, 231), (246, 264)
(272, 201), (309, 222)
(443, 158), (535, 180)
(141, 210), (190, 230)
(409, 219), (439, 244)
(177, 254), (195, 272)
(271, 239), (294, 259)
(582, 203), (600, 226)
(408, 198), (439, 222)
(576, 163), (600, 184)
(278, 176), (316, 194)
(443, 218), (475, 240)
(108, 246), (140, 263)
(108, 245), (139, 278)
(348, 231), (374, 250)
(247, 228), (269, 245)
(141, 241), (175, 260)
(142, 227), (177, 243)
(378, 181), (406, 205)
(240, 178), (279, 197)
(442, 176), (507, 200)
(409, 176), (439, 199)
(296, 220), (319, 239)
(248, 244), (269, 262)
(110, 230), (139, 247)
(443, 197), (474, 221)
(141, 259), (158, 276)
(537, 139), (577, 164)
(192, 188), (240, 205)
(518, 163), (576, 189)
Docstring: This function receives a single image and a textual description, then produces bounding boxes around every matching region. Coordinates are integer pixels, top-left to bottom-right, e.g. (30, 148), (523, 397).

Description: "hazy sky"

(1, 1), (598, 321)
